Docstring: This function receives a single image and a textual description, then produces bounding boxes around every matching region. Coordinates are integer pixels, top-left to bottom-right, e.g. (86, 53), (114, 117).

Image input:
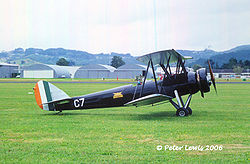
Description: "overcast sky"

(0, 0), (250, 56)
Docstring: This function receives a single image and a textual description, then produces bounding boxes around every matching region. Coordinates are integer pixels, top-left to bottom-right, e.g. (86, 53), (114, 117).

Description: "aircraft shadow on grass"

(40, 110), (192, 120)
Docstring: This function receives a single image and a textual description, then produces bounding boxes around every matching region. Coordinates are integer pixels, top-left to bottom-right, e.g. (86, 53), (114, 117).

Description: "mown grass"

(0, 82), (249, 163)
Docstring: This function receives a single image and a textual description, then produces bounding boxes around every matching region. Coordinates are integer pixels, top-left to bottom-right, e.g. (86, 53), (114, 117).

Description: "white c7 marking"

(74, 98), (85, 108)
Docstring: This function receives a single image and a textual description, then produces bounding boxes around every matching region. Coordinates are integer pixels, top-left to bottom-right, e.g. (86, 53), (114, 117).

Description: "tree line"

(56, 56), (125, 68)
(220, 58), (250, 69)
(192, 58), (250, 74)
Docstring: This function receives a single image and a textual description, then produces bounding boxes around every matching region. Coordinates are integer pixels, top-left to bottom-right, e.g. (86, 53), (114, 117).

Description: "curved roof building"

(22, 64), (71, 78)
(117, 64), (147, 70)
(115, 64), (153, 79)
(74, 64), (116, 78)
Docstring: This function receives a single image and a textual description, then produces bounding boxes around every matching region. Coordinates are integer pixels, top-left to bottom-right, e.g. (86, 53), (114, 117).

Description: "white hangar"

(74, 64), (116, 78)
(21, 64), (77, 78)
(0, 63), (19, 78)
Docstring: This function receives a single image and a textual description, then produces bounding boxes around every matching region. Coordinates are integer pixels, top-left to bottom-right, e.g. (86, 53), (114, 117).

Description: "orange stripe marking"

(34, 83), (43, 109)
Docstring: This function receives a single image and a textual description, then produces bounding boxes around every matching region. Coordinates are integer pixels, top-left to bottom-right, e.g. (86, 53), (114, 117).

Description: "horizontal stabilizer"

(124, 94), (172, 107)
(42, 98), (71, 105)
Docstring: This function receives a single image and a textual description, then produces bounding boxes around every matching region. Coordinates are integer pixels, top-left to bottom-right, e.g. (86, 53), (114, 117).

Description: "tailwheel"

(186, 107), (192, 115)
(176, 108), (189, 117)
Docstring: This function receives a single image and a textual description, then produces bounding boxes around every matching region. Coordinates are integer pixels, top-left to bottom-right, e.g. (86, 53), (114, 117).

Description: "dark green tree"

(215, 63), (219, 69)
(233, 66), (244, 75)
(111, 56), (125, 68)
(239, 60), (243, 67)
(207, 59), (215, 68)
(56, 58), (69, 66)
(221, 58), (238, 69)
(244, 60), (250, 69)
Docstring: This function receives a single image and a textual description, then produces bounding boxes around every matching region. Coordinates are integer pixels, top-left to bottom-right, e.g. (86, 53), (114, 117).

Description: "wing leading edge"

(124, 94), (173, 106)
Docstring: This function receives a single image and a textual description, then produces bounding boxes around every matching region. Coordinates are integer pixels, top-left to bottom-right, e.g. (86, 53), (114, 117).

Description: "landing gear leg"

(170, 90), (192, 117)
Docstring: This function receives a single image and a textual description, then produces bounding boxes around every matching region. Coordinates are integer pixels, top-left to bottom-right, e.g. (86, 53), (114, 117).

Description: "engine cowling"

(196, 68), (210, 97)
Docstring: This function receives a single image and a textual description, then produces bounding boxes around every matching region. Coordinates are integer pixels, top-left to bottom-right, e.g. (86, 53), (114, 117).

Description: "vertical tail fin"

(34, 80), (70, 111)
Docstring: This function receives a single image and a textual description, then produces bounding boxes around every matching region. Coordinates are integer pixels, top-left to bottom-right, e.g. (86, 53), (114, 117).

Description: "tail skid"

(34, 80), (70, 111)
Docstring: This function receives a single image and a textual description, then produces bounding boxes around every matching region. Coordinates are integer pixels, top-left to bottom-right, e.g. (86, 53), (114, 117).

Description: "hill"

(177, 45), (250, 67)
(0, 48), (139, 66)
(0, 45), (249, 66)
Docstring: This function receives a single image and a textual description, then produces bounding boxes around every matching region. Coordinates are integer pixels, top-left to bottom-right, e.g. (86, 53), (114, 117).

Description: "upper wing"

(136, 49), (192, 65)
(124, 94), (173, 107)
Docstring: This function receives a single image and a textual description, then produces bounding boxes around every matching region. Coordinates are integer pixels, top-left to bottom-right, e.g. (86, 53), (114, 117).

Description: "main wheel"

(186, 107), (192, 115)
(176, 108), (189, 117)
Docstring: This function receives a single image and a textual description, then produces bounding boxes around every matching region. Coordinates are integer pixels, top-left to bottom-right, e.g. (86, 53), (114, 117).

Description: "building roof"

(60, 66), (81, 77)
(77, 64), (116, 72)
(0, 63), (19, 67)
(117, 64), (148, 70)
(99, 64), (116, 72)
(116, 64), (153, 75)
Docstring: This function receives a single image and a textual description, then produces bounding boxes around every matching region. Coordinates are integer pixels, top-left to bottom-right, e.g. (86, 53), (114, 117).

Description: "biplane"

(34, 49), (216, 116)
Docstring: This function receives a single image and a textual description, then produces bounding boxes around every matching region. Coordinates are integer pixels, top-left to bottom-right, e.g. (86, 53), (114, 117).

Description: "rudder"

(34, 80), (70, 111)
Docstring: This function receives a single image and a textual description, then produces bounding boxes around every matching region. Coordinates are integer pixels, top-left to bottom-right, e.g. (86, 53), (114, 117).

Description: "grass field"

(0, 82), (249, 163)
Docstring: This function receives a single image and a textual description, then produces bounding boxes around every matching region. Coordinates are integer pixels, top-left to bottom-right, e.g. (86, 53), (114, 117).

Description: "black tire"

(186, 107), (192, 115)
(176, 108), (189, 117)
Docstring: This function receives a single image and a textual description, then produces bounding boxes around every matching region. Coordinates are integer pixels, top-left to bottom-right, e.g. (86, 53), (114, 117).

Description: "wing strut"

(167, 55), (172, 75)
(140, 60), (150, 97)
(140, 57), (159, 97)
(150, 59), (159, 94)
(175, 51), (187, 74)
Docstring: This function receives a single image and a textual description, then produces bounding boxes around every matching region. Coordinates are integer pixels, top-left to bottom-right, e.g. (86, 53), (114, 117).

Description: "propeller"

(196, 70), (204, 98)
(208, 60), (217, 94)
(196, 61), (217, 98)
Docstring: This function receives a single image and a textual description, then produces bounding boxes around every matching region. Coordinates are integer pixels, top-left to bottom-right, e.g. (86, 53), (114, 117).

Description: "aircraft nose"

(196, 68), (210, 97)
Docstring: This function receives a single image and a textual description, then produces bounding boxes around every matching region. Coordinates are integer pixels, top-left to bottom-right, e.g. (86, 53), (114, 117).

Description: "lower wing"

(124, 94), (173, 107)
